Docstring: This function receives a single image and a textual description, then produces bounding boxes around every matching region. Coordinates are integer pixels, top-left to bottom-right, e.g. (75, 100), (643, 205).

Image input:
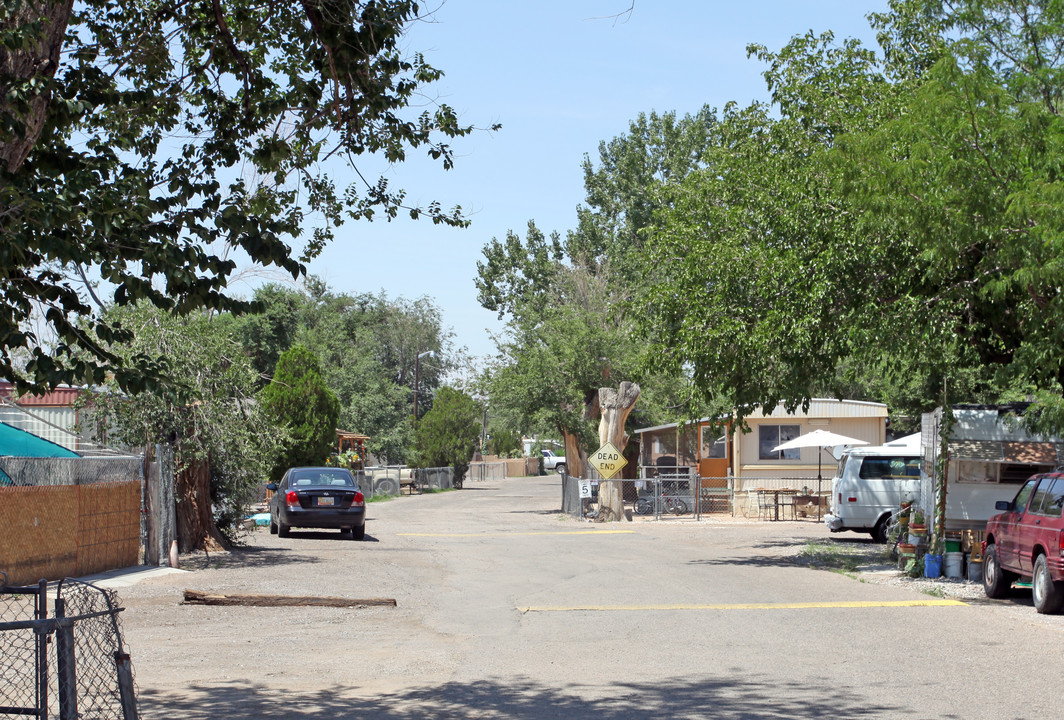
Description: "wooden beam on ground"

(182, 590), (396, 608)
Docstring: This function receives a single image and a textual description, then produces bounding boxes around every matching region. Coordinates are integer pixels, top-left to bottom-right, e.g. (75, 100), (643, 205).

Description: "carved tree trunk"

(0, 0), (75, 172)
(597, 381), (641, 520)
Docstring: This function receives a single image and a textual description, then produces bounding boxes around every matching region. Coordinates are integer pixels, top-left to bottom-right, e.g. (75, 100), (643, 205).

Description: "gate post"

(55, 598), (78, 720)
(34, 579), (48, 719)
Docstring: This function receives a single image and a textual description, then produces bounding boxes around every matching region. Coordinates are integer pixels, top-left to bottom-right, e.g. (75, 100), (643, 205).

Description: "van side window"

(858, 456), (920, 480)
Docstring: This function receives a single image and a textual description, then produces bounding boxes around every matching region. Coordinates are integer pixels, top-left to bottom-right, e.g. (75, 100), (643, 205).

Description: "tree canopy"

(226, 279), (453, 463)
(476, 110), (722, 464)
(1, 0), (490, 394)
(638, 0), (1064, 432)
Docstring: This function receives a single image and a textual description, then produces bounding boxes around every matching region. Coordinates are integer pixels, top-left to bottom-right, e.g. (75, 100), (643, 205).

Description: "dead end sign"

(591, 442), (627, 480)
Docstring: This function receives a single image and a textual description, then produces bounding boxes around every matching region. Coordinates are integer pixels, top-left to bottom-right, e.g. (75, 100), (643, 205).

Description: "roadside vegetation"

(794, 541), (888, 575)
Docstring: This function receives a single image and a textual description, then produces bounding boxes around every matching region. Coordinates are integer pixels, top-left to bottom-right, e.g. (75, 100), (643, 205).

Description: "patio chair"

(777, 491), (797, 520)
(756, 490), (774, 520)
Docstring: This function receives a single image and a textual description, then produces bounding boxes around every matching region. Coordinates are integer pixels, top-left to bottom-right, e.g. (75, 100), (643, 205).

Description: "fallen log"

(182, 590), (396, 608)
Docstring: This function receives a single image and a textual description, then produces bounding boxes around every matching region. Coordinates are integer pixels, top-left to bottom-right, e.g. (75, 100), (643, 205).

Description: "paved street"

(118, 475), (1064, 719)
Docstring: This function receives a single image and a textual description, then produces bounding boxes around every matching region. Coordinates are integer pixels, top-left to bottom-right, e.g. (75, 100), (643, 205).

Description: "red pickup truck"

(983, 471), (1064, 614)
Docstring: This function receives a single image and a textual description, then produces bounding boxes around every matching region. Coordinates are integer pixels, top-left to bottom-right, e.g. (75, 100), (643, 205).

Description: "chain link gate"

(1, 573), (138, 720)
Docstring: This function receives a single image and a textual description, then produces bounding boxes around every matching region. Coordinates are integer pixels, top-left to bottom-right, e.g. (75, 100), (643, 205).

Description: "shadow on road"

(179, 545), (324, 571)
(139, 673), (906, 720)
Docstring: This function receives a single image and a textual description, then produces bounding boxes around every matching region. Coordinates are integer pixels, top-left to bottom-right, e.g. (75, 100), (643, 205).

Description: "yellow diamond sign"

(591, 442), (627, 480)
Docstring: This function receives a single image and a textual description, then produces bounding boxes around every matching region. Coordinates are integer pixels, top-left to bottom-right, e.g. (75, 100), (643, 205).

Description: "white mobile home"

(920, 404), (1064, 530)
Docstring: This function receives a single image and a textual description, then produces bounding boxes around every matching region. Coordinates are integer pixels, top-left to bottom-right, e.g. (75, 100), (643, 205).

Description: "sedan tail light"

(352, 491), (365, 507)
(286, 490), (299, 508)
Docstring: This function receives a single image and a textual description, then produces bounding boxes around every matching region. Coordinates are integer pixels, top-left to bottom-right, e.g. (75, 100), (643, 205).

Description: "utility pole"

(414, 350), (434, 420)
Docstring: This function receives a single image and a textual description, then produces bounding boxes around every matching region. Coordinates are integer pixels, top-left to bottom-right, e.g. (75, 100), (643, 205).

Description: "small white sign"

(578, 480), (593, 498)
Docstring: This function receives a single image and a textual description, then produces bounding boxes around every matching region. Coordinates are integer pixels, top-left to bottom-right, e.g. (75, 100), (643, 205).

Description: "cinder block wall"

(0, 481), (140, 586)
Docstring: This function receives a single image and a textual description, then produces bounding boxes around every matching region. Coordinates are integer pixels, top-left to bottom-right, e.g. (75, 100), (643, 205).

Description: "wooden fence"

(0, 481), (140, 586)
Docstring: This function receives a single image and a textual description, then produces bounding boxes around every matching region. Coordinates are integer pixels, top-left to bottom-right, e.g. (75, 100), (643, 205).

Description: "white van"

(824, 434), (921, 542)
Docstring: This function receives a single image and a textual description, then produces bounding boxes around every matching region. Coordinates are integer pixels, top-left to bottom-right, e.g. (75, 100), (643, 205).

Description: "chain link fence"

(0, 574), (138, 719)
(0, 456), (143, 487)
(359, 466), (455, 496)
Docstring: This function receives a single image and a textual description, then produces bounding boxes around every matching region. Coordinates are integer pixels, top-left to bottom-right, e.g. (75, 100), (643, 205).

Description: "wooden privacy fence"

(0, 481), (140, 586)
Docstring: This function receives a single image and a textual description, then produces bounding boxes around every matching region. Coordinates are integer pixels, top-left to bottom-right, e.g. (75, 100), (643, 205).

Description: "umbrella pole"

(817, 450), (822, 521)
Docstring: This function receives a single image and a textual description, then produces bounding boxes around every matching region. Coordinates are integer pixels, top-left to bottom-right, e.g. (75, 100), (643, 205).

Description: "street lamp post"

(414, 350), (435, 420)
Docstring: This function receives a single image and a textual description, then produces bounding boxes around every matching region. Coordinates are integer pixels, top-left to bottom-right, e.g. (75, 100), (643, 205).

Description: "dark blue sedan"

(268, 467), (366, 540)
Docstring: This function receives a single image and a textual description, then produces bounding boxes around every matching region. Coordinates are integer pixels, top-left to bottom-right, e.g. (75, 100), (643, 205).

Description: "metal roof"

(634, 399), (887, 434)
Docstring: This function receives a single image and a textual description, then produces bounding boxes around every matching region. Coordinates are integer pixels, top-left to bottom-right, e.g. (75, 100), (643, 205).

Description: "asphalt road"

(116, 475), (1064, 719)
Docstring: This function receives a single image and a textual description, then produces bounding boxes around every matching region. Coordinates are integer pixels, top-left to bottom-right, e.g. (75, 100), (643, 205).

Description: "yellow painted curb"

(521, 599), (968, 612)
(397, 530), (637, 537)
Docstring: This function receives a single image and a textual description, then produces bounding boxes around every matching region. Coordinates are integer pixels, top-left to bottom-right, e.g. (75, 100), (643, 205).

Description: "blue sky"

(300, 1), (889, 360)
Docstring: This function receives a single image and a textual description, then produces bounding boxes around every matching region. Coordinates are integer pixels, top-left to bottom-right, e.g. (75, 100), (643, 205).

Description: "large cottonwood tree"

(1, 0), (487, 393)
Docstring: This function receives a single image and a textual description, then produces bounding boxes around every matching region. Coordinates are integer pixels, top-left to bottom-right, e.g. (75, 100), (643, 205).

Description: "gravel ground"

(780, 531), (989, 601)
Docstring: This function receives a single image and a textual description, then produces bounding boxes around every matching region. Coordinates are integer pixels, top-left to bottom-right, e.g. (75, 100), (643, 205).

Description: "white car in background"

(540, 449), (567, 475)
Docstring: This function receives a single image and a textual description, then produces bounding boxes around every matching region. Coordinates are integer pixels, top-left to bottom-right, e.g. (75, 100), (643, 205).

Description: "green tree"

(260, 345), (340, 481)
(230, 279), (454, 464)
(412, 386), (481, 486)
(476, 111), (717, 469)
(1, 0), (490, 394)
(89, 304), (282, 549)
(639, 0), (1064, 432)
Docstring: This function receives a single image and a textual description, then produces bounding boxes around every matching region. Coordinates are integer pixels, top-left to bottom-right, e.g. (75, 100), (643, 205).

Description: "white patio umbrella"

(771, 428), (869, 519)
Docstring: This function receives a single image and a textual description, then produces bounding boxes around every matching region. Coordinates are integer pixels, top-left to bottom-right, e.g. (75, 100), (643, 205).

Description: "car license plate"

(317, 497), (334, 506)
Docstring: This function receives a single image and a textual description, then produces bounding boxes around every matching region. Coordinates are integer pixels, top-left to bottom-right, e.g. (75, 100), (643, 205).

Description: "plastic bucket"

(945, 539), (962, 553)
(924, 553), (943, 578)
(943, 551), (964, 578)
(968, 559), (983, 583)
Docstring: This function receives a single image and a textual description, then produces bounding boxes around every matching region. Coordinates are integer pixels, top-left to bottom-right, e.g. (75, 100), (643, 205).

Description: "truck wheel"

(555, 463), (566, 475)
(983, 543), (1016, 599)
(1032, 554), (1064, 614)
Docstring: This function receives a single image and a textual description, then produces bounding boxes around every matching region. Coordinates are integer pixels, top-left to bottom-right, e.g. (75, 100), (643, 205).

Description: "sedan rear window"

(290, 470), (355, 487)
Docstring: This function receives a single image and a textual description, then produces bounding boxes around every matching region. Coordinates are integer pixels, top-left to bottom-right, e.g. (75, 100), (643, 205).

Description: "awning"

(0, 422), (80, 458)
(947, 440), (1061, 464)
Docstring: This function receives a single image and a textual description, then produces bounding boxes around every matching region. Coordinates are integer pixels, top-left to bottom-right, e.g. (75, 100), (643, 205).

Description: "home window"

(759, 425), (800, 460)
